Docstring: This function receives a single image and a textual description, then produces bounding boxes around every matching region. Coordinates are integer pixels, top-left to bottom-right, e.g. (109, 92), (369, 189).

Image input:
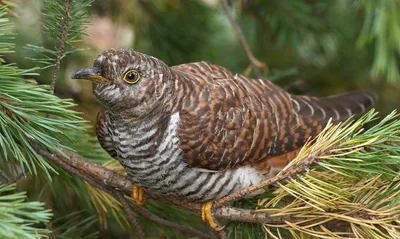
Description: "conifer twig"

(220, 0), (266, 78)
(214, 152), (318, 207)
(116, 192), (145, 239)
(49, 0), (71, 93)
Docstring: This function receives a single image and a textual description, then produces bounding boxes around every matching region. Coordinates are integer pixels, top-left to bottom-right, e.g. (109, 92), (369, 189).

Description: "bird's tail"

(291, 90), (376, 124)
(265, 90), (376, 175)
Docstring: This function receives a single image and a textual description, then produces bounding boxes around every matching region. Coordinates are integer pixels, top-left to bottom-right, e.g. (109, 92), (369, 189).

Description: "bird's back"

(172, 61), (376, 171)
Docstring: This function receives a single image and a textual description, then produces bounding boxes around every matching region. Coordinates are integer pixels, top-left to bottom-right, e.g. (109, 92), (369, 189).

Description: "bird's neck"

(106, 103), (170, 125)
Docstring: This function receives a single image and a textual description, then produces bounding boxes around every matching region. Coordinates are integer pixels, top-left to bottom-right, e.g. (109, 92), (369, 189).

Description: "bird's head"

(72, 49), (173, 115)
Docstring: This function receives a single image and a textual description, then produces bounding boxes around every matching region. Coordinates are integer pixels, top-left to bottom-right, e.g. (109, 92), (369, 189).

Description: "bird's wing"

(173, 61), (306, 171)
(173, 61), (375, 171)
(95, 108), (117, 158)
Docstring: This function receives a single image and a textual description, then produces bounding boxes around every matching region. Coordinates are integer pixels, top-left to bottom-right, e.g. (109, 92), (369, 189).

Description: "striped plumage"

(76, 49), (375, 202)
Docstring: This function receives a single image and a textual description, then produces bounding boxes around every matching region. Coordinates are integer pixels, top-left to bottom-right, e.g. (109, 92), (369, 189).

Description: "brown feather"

(173, 62), (375, 171)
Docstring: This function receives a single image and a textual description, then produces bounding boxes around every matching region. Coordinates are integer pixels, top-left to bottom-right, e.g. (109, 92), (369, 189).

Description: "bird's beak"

(71, 67), (112, 83)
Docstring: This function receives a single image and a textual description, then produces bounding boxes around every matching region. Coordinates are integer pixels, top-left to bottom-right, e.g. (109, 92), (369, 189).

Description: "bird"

(71, 49), (376, 231)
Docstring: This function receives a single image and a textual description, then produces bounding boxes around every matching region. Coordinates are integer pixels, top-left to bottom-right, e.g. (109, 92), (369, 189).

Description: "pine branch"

(25, 0), (91, 71)
(214, 147), (315, 207)
(0, 5), (84, 179)
(0, 184), (52, 239)
(116, 192), (145, 239)
(50, 0), (71, 93)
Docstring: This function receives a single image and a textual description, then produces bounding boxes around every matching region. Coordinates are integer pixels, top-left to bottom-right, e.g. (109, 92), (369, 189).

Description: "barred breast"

(107, 112), (265, 202)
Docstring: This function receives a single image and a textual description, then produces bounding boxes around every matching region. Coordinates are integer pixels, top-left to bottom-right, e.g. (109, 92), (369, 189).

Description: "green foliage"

(130, 0), (218, 65)
(249, 110), (400, 238)
(41, 0), (91, 44)
(0, 184), (52, 239)
(0, 6), (14, 54)
(357, 0), (400, 82)
(25, 0), (92, 69)
(0, 6), (83, 179)
(48, 211), (98, 239)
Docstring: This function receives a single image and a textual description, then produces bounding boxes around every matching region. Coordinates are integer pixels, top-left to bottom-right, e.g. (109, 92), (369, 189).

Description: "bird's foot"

(131, 184), (144, 206)
(201, 202), (225, 231)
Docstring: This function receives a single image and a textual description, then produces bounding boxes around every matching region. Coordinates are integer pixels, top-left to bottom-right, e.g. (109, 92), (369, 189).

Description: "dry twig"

(220, 0), (266, 78)
(214, 153), (317, 207)
(116, 193), (145, 239)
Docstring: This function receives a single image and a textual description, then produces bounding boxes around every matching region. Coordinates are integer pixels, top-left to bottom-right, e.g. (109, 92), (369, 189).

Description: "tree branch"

(116, 192), (145, 239)
(213, 207), (292, 224)
(30, 140), (318, 227)
(220, 0), (266, 79)
(30, 142), (216, 238)
(126, 200), (216, 239)
(214, 152), (317, 207)
(49, 0), (71, 93)
(60, 148), (203, 211)
(33, 133), (387, 236)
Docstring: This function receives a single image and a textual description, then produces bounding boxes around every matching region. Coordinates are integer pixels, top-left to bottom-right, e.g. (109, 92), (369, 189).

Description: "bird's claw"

(132, 184), (144, 206)
(201, 202), (225, 231)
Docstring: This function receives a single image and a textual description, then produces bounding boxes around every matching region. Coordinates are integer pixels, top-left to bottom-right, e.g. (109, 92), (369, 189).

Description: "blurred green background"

(3, 0), (400, 238)
(9, 0), (400, 126)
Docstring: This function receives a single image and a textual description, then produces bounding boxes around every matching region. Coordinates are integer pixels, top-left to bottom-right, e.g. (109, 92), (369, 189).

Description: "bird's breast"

(107, 112), (268, 202)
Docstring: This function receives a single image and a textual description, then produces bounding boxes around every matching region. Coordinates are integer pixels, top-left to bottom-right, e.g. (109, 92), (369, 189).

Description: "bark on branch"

(31, 142), (319, 226)
(31, 142), (214, 239)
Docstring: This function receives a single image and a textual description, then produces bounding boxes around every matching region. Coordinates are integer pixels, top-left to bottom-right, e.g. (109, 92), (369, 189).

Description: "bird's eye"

(123, 70), (140, 84)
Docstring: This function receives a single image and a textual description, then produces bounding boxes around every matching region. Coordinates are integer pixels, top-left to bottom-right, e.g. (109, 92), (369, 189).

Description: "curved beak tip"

(71, 67), (111, 83)
(71, 68), (96, 80)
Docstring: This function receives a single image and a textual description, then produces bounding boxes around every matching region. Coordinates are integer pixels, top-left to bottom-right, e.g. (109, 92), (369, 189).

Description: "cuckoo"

(72, 49), (375, 231)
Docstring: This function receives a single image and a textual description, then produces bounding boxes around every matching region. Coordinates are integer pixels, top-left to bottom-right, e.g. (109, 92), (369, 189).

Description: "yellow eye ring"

(123, 70), (141, 84)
